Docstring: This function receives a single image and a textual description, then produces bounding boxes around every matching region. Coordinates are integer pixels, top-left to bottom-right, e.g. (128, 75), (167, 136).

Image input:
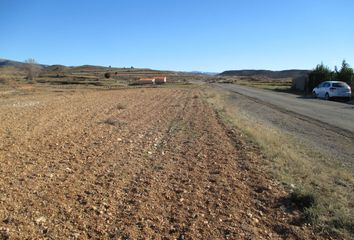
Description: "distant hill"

(0, 58), (170, 76)
(0, 59), (28, 68)
(190, 71), (219, 76)
(0, 58), (46, 68)
(219, 69), (310, 79)
(44, 64), (69, 72)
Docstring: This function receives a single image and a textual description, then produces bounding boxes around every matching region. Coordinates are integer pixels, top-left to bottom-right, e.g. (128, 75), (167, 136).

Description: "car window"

(321, 82), (329, 87)
(332, 83), (346, 88)
(324, 83), (330, 87)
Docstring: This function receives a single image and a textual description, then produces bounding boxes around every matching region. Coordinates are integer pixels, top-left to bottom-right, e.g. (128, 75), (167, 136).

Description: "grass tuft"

(289, 189), (317, 211)
(101, 118), (126, 126)
(116, 103), (126, 110)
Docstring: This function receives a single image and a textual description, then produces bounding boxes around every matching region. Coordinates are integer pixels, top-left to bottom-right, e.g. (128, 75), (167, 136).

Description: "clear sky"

(1, 0), (354, 72)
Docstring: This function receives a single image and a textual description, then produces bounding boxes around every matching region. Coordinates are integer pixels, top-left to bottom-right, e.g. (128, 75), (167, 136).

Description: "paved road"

(214, 83), (354, 134)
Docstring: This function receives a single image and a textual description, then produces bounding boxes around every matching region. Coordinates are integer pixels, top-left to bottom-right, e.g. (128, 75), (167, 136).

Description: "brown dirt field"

(0, 87), (319, 239)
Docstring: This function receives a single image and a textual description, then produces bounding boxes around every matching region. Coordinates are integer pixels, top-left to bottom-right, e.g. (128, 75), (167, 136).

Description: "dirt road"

(213, 83), (354, 168)
(0, 87), (317, 239)
(214, 83), (354, 135)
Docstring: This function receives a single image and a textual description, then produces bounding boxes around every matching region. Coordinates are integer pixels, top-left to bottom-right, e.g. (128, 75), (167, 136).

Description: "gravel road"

(215, 83), (354, 134)
(213, 83), (354, 168)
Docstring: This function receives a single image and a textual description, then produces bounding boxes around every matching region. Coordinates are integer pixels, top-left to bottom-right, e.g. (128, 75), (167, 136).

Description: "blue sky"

(1, 0), (354, 72)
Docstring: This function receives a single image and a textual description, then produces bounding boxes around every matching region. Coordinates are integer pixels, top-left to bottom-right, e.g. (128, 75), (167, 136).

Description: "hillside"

(0, 58), (216, 87)
(220, 69), (310, 79)
(1, 58), (48, 67)
(0, 58), (28, 68)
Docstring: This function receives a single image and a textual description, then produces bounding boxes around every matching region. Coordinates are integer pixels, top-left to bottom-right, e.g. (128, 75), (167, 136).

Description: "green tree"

(308, 63), (333, 90)
(334, 60), (353, 85)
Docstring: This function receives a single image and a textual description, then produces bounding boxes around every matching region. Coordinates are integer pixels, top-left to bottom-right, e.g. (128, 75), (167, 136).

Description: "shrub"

(289, 189), (317, 210)
(308, 63), (333, 91)
(334, 60), (353, 86)
(104, 72), (111, 79)
(307, 60), (354, 92)
(289, 189), (320, 224)
(24, 58), (41, 82)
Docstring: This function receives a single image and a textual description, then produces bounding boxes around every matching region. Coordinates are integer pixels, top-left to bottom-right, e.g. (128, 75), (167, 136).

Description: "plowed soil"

(0, 87), (318, 239)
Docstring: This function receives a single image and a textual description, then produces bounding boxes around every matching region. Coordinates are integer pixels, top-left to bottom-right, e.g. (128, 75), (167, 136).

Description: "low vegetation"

(235, 78), (292, 91)
(308, 60), (354, 91)
(104, 72), (111, 79)
(203, 87), (354, 238)
(24, 58), (42, 82)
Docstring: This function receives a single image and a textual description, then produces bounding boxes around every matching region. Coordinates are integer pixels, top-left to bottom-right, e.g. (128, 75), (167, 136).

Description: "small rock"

(117, 138), (122, 142)
(35, 216), (46, 224)
(73, 233), (80, 238)
(0, 227), (9, 239)
(178, 234), (185, 240)
(148, 151), (152, 155)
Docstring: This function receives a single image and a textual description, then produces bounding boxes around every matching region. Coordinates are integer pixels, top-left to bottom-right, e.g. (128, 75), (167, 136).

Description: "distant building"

(136, 76), (167, 85)
(137, 77), (156, 85)
(154, 76), (167, 84)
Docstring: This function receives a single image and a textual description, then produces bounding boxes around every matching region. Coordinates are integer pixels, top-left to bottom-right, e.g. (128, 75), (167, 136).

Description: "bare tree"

(24, 58), (41, 82)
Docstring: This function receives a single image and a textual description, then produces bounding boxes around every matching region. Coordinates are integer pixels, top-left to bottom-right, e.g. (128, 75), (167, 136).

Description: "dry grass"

(212, 76), (293, 91)
(235, 79), (292, 91)
(203, 87), (354, 238)
(0, 66), (26, 81)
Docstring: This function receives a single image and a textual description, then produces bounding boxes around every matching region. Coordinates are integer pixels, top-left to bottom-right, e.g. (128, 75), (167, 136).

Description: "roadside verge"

(202, 85), (354, 239)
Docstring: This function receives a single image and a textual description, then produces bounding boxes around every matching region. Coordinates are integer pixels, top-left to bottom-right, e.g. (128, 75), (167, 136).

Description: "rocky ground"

(0, 87), (319, 239)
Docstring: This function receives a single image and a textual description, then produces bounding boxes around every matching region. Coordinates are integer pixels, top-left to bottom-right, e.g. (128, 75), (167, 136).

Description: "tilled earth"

(0, 87), (318, 239)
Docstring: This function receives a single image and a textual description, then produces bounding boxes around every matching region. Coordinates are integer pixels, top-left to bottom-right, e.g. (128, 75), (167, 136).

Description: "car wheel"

(324, 93), (330, 100)
(312, 91), (317, 98)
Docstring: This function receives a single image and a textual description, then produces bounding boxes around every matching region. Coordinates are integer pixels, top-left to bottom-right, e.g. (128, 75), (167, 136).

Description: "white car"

(312, 81), (352, 100)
